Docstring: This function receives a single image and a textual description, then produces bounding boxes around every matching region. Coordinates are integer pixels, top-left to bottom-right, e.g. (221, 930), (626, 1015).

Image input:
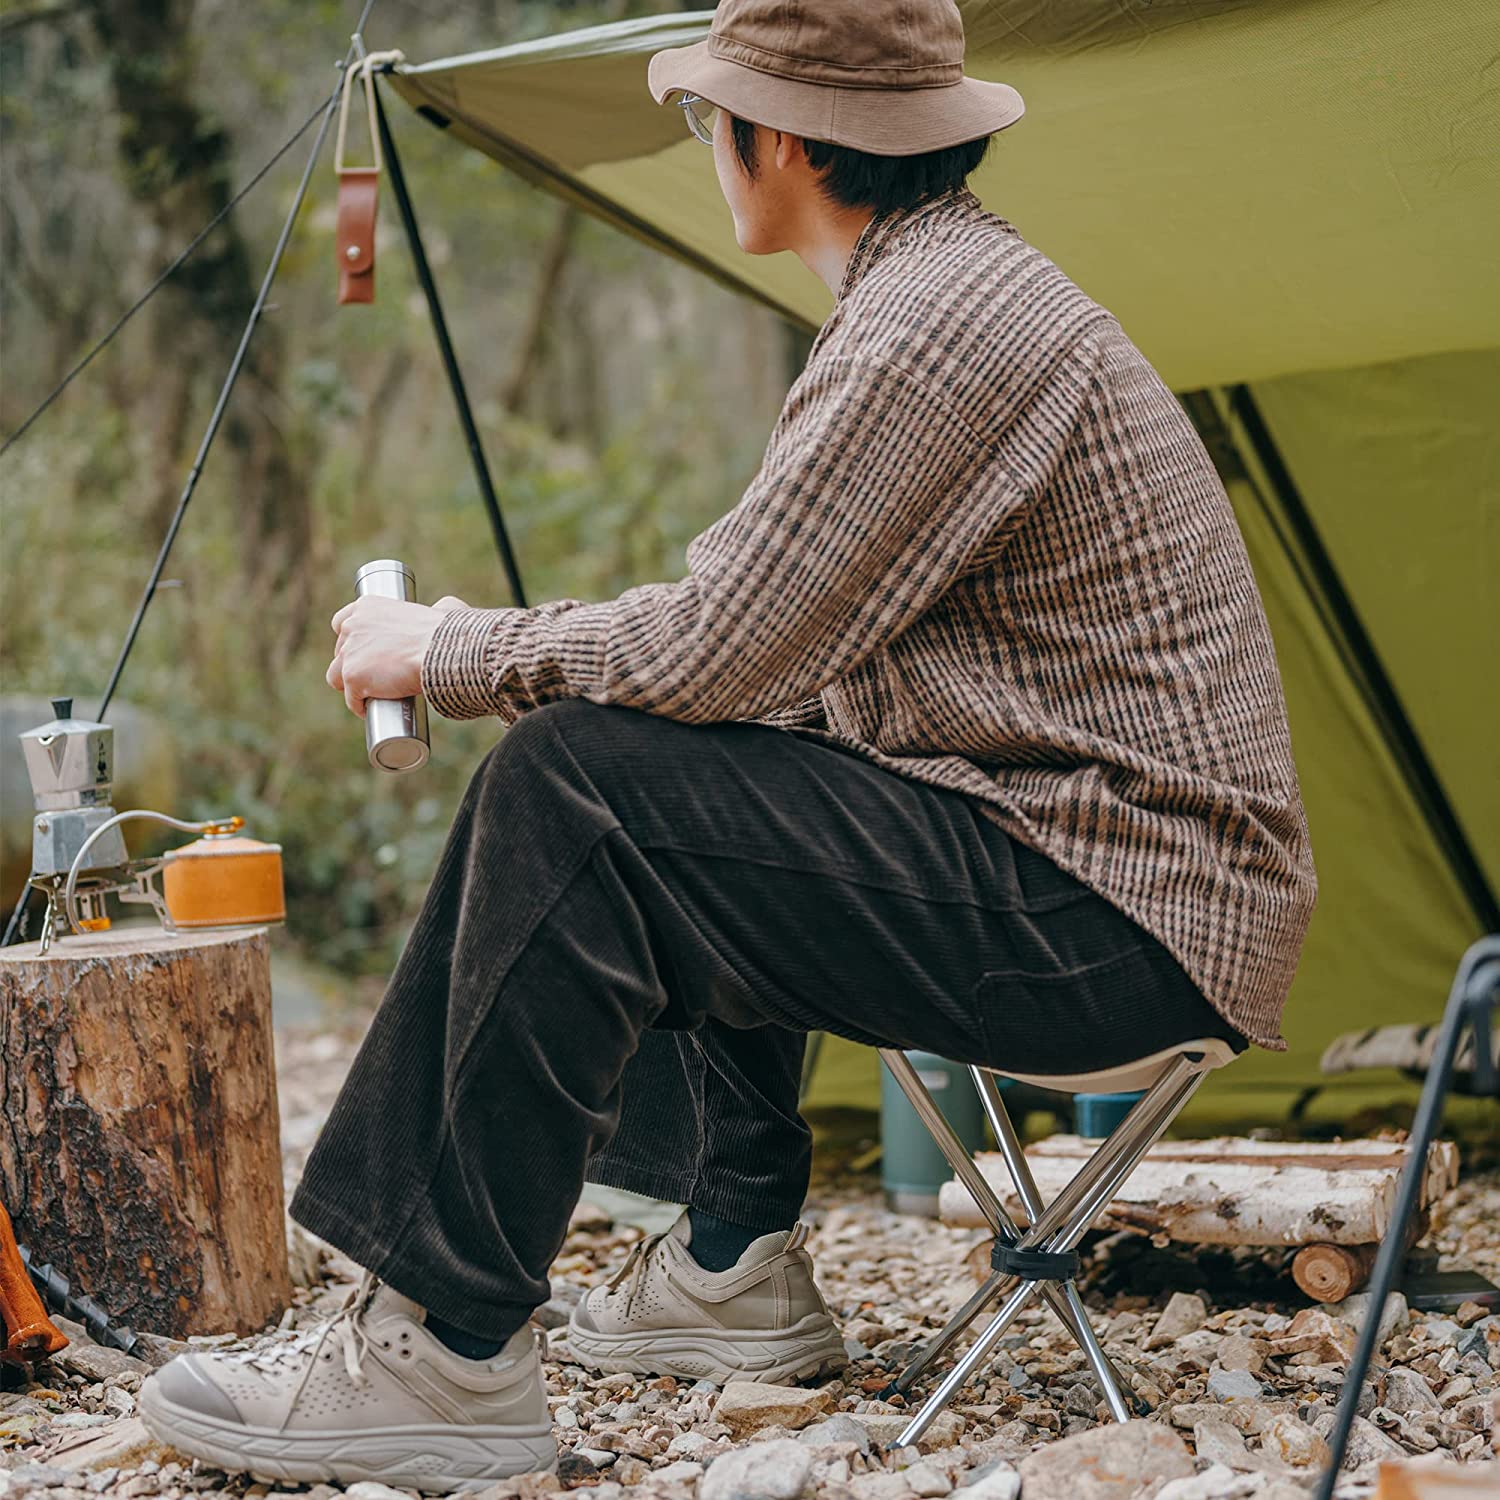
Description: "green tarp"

(388, 1), (1499, 1122)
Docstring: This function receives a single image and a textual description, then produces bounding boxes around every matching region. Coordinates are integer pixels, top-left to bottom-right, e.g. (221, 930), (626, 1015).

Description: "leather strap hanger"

(334, 52), (403, 305)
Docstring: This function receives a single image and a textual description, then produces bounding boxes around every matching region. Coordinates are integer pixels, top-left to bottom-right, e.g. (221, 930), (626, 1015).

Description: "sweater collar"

(836, 186), (988, 302)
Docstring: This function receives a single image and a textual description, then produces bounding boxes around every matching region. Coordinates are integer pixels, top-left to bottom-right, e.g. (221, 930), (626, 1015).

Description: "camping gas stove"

(17, 698), (284, 953)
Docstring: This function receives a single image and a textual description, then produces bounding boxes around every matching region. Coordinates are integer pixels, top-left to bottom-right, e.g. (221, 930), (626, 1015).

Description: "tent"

(384, 1), (1499, 1124)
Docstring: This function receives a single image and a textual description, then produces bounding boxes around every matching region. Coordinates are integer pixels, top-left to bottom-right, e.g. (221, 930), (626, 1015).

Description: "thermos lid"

(354, 559), (414, 587)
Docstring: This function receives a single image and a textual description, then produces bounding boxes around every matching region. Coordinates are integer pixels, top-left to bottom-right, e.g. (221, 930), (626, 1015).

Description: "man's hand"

(327, 594), (470, 718)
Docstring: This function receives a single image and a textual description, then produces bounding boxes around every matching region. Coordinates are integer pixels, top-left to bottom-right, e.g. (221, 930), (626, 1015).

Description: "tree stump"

(0, 924), (290, 1338)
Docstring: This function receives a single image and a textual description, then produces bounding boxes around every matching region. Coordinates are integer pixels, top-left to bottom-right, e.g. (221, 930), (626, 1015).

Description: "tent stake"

(372, 79), (527, 609)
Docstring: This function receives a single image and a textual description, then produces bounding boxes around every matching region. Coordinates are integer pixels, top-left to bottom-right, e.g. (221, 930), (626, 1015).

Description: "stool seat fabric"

(982, 1036), (1239, 1094)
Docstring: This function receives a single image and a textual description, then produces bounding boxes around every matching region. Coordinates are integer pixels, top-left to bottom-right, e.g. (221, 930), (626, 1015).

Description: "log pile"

(940, 1134), (1461, 1301)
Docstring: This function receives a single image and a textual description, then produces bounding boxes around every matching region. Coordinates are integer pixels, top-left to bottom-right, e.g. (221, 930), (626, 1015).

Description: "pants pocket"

(972, 944), (1189, 1076)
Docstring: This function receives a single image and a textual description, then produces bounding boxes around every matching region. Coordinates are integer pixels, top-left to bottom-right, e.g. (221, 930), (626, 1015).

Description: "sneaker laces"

(227, 1270), (381, 1386)
(604, 1231), (668, 1317)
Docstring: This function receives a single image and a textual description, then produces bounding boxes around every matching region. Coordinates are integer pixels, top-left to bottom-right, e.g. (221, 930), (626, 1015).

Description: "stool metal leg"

(1020, 1059), (1203, 1251)
(890, 1268), (1009, 1395)
(879, 1049), (1017, 1240)
(882, 1050), (1136, 1421)
(971, 1066), (1136, 1420)
(1059, 1280), (1133, 1423)
(895, 1280), (1040, 1450)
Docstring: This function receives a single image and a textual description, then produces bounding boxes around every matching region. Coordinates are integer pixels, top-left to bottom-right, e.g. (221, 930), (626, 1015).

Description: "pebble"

(952, 1467), (1019, 1500)
(1382, 1366), (1443, 1414)
(716, 1380), (838, 1436)
(1018, 1421), (1194, 1499)
(1150, 1292), (1208, 1347)
(900, 1463), (951, 1497)
(1260, 1412), (1330, 1468)
(700, 1438), (813, 1500)
(1206, 1368), (1265, 1402)
(343, 1487), (411, 1500)
(799, 1415), (874, 1454)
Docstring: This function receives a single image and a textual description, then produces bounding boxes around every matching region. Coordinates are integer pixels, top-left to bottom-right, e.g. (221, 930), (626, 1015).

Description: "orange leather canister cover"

(162, 835), (286, 928)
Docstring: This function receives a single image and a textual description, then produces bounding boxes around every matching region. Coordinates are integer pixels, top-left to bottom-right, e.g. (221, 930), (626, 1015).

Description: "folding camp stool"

(876, 1037), (1239, 1448)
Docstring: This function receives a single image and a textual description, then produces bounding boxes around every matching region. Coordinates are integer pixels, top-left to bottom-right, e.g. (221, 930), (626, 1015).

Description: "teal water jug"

(880, 1052), (993, 1215)
(1073, 1090), (1145, 1138)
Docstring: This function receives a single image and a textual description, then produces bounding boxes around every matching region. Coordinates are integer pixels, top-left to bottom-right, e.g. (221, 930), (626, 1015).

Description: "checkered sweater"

(423, 187), (1316, 1049)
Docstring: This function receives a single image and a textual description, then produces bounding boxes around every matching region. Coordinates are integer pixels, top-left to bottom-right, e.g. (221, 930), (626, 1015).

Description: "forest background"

(0, 0), (812, 989)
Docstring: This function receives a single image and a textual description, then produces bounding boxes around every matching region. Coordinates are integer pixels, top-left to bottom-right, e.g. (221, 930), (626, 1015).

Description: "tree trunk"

(0, 925), (290, 1338)
(83, 0), (313, 683)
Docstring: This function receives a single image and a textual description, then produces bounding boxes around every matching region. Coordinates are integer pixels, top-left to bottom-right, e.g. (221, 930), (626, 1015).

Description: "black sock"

(686, 1208), (791, 1273)
(424, 1310), (513, 1361)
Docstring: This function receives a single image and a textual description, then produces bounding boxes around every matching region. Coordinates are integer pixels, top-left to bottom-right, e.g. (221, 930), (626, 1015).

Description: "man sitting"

(139, 0), (1315, 1486)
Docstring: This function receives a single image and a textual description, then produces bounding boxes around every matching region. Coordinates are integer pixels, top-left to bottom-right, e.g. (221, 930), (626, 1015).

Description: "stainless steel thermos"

(353, 559), (430, 773)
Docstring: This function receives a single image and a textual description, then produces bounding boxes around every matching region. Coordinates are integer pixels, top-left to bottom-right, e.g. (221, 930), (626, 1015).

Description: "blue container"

(880, 1053), (995, 1215)
(1073, 1090), (1145, 1138)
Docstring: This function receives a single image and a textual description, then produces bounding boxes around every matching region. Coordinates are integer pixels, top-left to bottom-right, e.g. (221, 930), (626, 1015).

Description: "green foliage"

(0, 0), (796, 971)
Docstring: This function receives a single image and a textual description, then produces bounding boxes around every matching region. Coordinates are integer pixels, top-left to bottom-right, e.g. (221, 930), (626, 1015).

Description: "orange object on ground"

(0, 1200), (66, 1361)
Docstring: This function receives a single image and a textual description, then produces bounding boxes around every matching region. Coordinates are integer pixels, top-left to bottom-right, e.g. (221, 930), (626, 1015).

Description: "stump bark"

(0, 924), (290, 1337)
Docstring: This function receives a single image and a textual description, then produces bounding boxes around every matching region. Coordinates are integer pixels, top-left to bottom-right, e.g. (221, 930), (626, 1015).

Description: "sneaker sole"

(138, 1382), (557, 1492)
(565, 1311), (847, 1384)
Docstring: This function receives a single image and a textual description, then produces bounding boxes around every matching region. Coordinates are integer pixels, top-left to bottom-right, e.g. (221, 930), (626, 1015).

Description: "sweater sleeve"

(420, 351), (1073, 726)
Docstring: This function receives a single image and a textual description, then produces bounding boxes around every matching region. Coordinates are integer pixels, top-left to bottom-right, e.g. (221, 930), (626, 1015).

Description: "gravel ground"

(3, 1024), (1495, 1499)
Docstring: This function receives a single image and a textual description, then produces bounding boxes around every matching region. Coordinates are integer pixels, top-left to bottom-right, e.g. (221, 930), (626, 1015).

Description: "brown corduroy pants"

(290, 700), (1241, 1339)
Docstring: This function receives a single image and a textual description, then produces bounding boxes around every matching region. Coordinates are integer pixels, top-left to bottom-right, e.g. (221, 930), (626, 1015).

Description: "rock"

(1419, 1319), (1464, 1346)
(652, 1462), (705, 1484)
(345, 1486), (414, 1500)
(1215, 1336), (1266, 1375)
(953, 1467), (1019, 1500)
(1324, 1414), (1406, 1468)
(847, 1475), (913, 1500)
(1154, 1466), (1262, 1500)
(533, 1282), (584, 1330)
(42, 1418), (165, 1469)
(799, 1415), (874, 1454)
(1191, 1419), (1254, 1471)
(48, 1341), (148, 1383)
(1331, 1291), (1408, 1344)
(1017, 1422), (1194, 1499)
(700, 1439), (813, 1500)
(1166, 1401), (1279, 1436)
(1259, 1412), (1329, 1468)
(558, 1452), (602, 1485)
(668, 1433), (716, 1459)
(716, 1380), (837, 1437)
(845, 1411), (965, 1454)
(1382, 1367), (1443, 1414)
(901, 1464), (951, 1498)
(1206, 1369), (1266, 1403)
(1264, 1308), (1355, 1366)
(1149, 1293), (1209, 1348)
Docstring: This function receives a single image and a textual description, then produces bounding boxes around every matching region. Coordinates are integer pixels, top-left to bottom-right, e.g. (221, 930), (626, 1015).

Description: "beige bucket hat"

(648, 0), (1023, 157)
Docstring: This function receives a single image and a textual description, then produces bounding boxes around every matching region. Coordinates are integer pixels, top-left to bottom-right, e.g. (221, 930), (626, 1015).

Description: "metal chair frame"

(877, 1040), (1235, 1448)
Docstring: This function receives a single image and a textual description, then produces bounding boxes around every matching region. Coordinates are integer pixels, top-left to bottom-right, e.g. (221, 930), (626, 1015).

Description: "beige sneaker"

(138, 1274), (556, 1490)
(566, 1215), (846, 1383)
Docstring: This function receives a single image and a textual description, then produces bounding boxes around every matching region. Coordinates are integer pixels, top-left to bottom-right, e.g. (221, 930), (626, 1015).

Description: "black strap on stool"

(990, 1238), (1079, 1281)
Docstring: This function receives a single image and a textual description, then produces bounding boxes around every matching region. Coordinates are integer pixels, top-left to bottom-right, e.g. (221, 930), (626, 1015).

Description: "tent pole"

(372, 80), (526, 609)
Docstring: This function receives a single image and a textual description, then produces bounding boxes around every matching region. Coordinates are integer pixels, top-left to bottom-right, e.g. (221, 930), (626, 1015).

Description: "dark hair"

(730, 115), (990, 216)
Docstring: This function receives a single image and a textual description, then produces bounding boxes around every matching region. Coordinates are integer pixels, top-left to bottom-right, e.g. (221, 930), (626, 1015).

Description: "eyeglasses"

(679, 93), (716, 146)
